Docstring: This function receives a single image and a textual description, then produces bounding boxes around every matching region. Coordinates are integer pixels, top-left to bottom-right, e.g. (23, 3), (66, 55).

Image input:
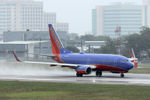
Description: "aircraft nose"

(128, 63), (134, 69)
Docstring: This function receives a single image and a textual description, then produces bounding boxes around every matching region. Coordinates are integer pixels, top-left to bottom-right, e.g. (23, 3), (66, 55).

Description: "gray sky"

(36, 0), (142, 35)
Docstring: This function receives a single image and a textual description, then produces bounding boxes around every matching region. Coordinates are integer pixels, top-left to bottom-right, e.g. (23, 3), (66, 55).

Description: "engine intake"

(76, 66), (92, 74)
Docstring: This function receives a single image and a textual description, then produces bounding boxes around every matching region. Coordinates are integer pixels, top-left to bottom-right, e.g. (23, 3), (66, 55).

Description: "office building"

(43, 12), (56, 31)
(92, 3), (142, 38)
(0, 0), (43, 32)
(0, 0), (69, 41)
(56, 22), (69, 33)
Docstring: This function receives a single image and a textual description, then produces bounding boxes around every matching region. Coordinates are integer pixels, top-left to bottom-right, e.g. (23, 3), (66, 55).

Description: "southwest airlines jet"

(13, 24), (134, 78)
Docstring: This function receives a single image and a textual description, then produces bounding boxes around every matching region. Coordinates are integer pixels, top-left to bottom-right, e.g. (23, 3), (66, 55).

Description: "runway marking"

(0, 73), (150, 86)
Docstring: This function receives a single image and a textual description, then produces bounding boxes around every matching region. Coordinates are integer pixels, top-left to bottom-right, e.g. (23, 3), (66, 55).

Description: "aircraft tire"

(121, 73), (124, 78)
(76, 73), (83, 77)
(96, 70), (102, 77)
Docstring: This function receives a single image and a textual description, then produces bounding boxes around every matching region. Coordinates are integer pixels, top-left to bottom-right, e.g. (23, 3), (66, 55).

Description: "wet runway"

(0, 62), (150, 86)
(0, 73), (150, 86)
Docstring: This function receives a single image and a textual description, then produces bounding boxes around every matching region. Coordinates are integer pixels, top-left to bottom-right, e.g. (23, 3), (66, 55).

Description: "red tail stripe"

(49, 26), (61, 55)
(131, 48), (135, 58)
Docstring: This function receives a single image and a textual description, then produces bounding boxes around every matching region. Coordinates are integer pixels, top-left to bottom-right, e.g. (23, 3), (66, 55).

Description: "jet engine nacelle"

(76, 66), (92, 74)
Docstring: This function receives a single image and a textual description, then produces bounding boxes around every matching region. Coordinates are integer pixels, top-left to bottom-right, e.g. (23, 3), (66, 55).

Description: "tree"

(140, 27), (150, 58)
(80, 34), (109, 41)
(66, 46), (80, 53)
(122, 34), (141, 58)
(68, 33), (80, 40)
(94, 38), (117, 54)
(122, 26), (150, 59)
(80, 34), (95, 41)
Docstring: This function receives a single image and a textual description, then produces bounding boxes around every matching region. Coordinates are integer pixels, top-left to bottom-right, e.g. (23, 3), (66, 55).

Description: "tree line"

(66, 27), (150, 60)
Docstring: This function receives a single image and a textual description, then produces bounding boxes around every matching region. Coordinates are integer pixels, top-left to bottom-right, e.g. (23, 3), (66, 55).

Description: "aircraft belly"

(95, 64), (127, 72)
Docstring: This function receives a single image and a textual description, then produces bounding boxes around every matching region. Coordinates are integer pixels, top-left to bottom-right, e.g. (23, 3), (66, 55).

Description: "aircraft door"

(114, 57), (118, 67)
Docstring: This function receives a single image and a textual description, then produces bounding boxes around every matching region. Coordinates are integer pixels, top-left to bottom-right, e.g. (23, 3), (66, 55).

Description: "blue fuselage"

(59, 53), (134, 72)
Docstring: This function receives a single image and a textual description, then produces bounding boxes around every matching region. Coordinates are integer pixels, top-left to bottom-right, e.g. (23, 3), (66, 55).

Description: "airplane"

(13, 24), (135, 78)
(129, 48), (138, 67)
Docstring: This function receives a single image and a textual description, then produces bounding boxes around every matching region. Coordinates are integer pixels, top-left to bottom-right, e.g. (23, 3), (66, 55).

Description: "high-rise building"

(43, 12), (56, 31)
(56, 22), (69, 33)
(143, 0), (150, 5)
(142, 0), (150, 28)
(0, 0), (43, 32)
(92, 3), (143, 38)
(0, 0), (69, 41)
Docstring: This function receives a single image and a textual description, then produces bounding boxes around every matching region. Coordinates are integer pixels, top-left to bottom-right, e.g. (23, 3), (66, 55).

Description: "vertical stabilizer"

(130, 48), (138, 67)
(131, 48), (135, 58)
(48, 24), (71, 55)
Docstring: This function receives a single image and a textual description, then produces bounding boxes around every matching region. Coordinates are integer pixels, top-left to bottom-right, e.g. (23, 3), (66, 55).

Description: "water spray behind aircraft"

(0, 61), (74, 76)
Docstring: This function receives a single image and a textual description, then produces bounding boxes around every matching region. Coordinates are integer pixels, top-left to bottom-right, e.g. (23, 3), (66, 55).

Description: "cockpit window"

(121, 60), (128, 62)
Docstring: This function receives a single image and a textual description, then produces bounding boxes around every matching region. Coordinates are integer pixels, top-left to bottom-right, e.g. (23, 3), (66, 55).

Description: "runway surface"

(0, 62), (150, 86)
(0, 73), (150, 86)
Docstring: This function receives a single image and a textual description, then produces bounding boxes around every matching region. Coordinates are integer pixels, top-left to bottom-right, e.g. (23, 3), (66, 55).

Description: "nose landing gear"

(120, 73), (124, 78)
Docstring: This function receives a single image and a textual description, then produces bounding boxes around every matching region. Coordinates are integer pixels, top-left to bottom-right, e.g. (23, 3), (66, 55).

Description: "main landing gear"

(76, 73), (83, 77)
(96, 70), (102, 77)
(120, 73), (124, 78)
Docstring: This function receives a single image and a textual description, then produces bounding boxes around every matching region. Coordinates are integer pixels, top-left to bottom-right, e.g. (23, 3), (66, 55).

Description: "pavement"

(0, 73), (150, 86)
(0, 62), (150, 86)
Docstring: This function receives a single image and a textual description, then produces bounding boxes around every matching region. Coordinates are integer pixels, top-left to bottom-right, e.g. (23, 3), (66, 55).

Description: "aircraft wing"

(22, 61), (78, 69)
(12, 52), (84, 69)
(24, 53), (56, 59)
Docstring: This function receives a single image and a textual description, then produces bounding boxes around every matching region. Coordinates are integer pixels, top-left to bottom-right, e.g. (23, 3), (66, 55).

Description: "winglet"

(12, 51), (21, 62)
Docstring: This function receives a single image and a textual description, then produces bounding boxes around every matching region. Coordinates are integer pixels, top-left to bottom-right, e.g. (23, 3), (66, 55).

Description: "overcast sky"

(36, 0), (142, 35)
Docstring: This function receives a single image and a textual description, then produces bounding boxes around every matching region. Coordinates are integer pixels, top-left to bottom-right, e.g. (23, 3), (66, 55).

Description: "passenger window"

(121, 60), (128, 62)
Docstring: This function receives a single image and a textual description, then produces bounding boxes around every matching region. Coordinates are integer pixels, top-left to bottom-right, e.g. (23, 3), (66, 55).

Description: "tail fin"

(131, 48), (135, 58)
(130, 48), (138, 67)
(48, 24), (71, 55)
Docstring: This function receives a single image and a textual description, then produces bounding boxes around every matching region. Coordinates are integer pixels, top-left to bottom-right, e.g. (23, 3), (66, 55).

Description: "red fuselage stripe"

(94, 64), (127, 73)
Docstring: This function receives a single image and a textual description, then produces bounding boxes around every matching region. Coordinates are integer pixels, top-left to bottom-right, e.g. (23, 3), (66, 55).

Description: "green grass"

(0, 81), (150, 100)
(7, 91), (65, 98)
